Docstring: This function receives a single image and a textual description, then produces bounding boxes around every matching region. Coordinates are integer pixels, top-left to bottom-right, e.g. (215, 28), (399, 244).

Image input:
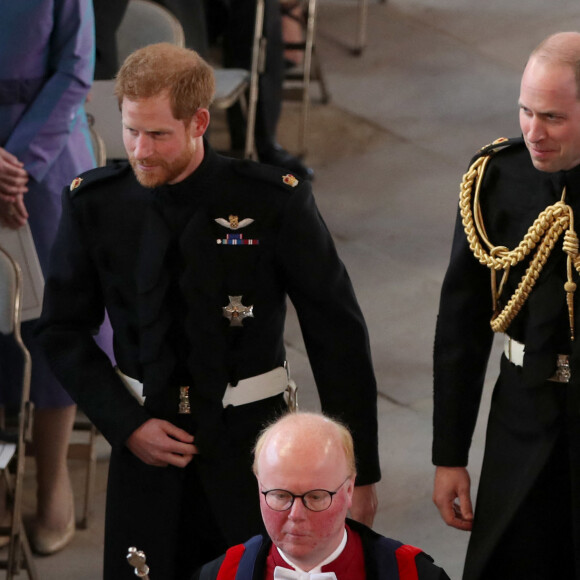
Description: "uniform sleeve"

(36, 188), (151, 448)
(432, 207), (494, 466)
(4, 0), (95, 182)
(276, 183), (380, 485)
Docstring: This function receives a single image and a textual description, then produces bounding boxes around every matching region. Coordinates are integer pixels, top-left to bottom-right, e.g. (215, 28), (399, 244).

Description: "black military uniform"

(37, 143), (379, 579)
(433, 138), (580, 579)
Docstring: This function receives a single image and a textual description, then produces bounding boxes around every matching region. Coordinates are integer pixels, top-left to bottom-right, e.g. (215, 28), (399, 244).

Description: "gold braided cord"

(459, 148), (580, 339)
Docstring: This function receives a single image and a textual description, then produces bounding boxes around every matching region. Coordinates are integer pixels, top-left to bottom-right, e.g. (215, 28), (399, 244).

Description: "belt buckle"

(283, 362), (298, 412)
(285, 380), (298, 412)
(178, 386), (191, 414)
(549, 355), (571, 384)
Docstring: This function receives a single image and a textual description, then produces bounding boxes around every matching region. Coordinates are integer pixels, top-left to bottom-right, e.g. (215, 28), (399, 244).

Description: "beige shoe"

(30, 510), (75, 556)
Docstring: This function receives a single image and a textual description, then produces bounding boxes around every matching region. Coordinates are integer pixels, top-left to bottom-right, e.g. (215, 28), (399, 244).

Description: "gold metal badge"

(282, 174), (299, 188)
(215, 216), (254, 230)
(70, 177), (83, 191)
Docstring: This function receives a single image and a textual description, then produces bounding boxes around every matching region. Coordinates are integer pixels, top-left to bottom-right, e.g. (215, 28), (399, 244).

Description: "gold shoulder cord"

(459, 141), (580, 340)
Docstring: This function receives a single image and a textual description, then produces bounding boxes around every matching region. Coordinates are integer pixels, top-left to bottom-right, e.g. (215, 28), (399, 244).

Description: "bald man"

(433, 31), (580, 579)
(195, 412), (449, 579)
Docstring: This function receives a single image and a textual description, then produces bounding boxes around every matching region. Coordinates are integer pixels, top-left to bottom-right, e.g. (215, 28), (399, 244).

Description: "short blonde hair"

(115, 42), (215, 119)
(252, 412), (357, 477)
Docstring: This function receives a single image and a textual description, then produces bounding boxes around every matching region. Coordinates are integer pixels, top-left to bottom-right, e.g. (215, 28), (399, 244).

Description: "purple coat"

(0, 0), (112, 407)
(0, 0), (95, 267)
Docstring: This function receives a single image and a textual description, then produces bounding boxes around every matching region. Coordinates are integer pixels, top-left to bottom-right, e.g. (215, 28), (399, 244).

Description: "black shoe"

(258, 144), (314, 181)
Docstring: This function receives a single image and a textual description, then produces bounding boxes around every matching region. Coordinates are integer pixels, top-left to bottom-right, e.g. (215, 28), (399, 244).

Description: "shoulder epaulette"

(474, 136), (524, 160)
(68, 161), (131, 197)
(232, 158), (304, 191)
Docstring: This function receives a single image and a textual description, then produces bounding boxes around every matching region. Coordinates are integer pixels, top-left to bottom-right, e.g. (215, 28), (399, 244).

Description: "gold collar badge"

(282, 174), (299, 187)
(70, 177), (83, 191)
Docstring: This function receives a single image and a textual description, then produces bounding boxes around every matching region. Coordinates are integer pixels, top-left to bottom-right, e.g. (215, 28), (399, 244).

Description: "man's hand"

(433, 466), (473, 531)
(126, 418), (198, 468)
(0, 148), (28, 202)
(349, 483), (378, 527)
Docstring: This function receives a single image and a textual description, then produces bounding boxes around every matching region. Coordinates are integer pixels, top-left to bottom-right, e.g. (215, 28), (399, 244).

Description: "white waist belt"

(503, 335), (525, 366)
(116, 367), (146, 405)
(222, 366), (290, 408)
(116, 366), (296, 409)
(503, 335), (571, 383)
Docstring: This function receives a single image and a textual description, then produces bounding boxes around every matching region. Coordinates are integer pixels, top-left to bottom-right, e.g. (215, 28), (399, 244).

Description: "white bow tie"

(274, 566), (337, 580)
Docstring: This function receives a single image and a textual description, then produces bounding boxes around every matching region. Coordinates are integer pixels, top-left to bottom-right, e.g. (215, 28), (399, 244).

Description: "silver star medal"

(223, 296), (254, 327)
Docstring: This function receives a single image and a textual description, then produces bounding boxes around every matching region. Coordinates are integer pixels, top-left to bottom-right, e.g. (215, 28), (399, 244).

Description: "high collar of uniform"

(150, 138), (218, 205)
(559, 163), (580, 195)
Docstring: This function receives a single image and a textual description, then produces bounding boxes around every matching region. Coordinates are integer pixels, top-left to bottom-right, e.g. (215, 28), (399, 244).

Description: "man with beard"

(36, 43), (379, 579)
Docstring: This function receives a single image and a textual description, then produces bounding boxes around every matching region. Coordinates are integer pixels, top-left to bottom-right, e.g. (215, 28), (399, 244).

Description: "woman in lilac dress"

(0, 0), (110, 555)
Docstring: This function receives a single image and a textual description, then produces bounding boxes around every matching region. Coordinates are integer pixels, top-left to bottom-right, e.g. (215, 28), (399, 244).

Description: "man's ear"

(190, 108), (210, 137)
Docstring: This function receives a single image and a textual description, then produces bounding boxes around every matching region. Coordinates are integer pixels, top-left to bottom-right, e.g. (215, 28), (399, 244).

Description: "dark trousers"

(479, 432), (575, 579)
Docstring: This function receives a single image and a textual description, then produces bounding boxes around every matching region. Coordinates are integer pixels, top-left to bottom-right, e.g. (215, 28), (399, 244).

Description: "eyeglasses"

(260, 476), (351, 512)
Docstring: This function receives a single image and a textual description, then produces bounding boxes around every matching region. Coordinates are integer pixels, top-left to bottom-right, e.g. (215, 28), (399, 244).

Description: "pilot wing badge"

(216, 215), (259, 245)
(215, 215), (254, 230)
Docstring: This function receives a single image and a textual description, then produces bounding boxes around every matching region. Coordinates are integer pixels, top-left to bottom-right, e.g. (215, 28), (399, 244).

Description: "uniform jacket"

(193, 519), (450, 580)
(37, 144), (380, 484)
(433, 137), (580, 577)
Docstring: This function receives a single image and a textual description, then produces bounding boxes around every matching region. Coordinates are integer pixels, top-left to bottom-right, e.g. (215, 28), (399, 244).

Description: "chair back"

(87, 113), (108, 167)
(116, 0), (185, 64)
(84, 80), (126, 160)
(0, 246), (21, 336)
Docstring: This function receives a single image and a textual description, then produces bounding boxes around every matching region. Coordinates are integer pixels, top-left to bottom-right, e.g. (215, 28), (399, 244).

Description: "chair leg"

(19, 529), (38, 580)
(312, 47), (330, 104)
(78, 425), (97, 530)
(1, 469), (38, 580)
(68, 419), (99, 530)
(244, 0), (266, 160)
(354, 0), (368, 56)
(297, 0), (317, 156)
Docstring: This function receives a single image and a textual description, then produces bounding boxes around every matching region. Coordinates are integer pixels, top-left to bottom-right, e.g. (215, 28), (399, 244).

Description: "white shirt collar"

(277, 528), (348, 574)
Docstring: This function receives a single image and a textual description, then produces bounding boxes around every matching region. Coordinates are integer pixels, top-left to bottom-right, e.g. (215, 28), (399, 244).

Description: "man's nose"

(133, 135), (153, 159)
(527, 116), (545, 141)
(287, 498), (308, 520)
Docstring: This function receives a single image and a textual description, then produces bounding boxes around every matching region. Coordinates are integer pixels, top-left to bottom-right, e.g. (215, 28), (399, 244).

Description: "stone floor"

(16, 0), (580, 578)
